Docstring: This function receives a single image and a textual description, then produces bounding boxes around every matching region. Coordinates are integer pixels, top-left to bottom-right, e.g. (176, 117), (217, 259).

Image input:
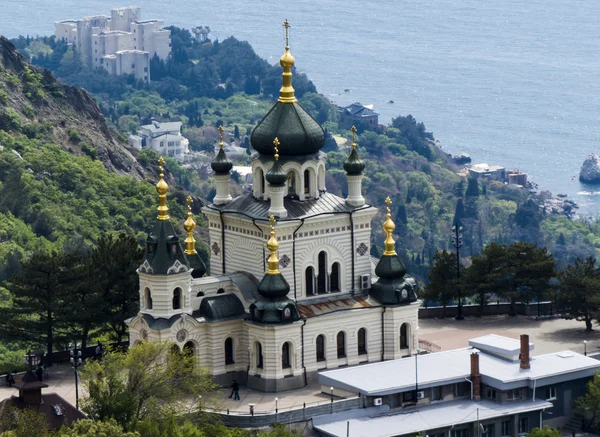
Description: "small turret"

(211, 126), (233, 205)
(369, 197), (418, 305)
(267, 138), (288, 218)
(344, 126), (366, 206)
(183, 196), (206, 278)
(249, 216), (299, 324)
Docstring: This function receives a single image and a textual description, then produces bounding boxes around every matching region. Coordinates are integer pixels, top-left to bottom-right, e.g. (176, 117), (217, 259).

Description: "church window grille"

(280, 254), (291, 268)
(305, 267), (315, 296)
(144, 288), (153, 310)
(287, 172), (296, 196)
(225, 337), (234, 364)
(400, 323), (409, 349)
(256, 342), (263, 369)
(282, 342), (291, 369)
(304, 170), (310, 195)
(316, 335), (326, 362)
(337, 332), (346, 358)
(331, 262), (340, 292)
(358, 328), (367, 355)
(172, 288), (182, 310)
(318, 251), (327, 294)
(357, 243), (368, 256)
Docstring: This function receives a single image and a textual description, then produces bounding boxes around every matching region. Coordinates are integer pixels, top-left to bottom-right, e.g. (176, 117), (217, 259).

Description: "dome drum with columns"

(127, 21), (420, 393)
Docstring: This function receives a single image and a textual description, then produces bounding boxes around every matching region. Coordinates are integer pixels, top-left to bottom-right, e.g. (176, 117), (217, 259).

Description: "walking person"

(6, 371), (15, 388)
(229, 380), (240, 400)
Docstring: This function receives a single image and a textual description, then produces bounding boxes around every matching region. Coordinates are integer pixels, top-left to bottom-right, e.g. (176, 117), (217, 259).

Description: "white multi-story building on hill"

(54, 6), (170, 81)
(136, 121), (189, 161)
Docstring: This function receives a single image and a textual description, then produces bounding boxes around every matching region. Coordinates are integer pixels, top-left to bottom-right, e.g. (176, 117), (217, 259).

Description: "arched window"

(144, 287), (153, 310)
(318, 251), (327, 294)
(400, 323), (410, 349)
(225, 337), (234, 364)
(183, 341), (195, 358)
(256, 342), (263, 369)
(316, 335), (326, 362)
(217, 288), (225, 294)
(170, 344), (181, 358)
(282, 342), (291, 369)
(256, 168), (264, 197)
(172, 288), (182, 310)
(287, 171), (296, 196)
(304, 169), (310, 194)
(337, 332), (346, 359)
(305, 267), (314, 296)
(331, 262), (340, 292)
(358, 328), (367, 355)
(196, 291), (205, 297)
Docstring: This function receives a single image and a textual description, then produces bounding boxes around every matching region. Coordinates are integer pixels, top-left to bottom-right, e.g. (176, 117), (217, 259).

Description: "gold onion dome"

(344, 126), (365, 175)
(183, 196), (197, 255)
(257, 216), (290, 299)
(375, 196), (407, 279)
(156, 156), (170, 221)
(211, 125), (233, 174)
(250, 19), (324, 157)
(266, 138), (288, 186)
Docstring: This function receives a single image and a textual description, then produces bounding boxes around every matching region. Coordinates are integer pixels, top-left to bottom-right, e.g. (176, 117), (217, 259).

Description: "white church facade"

(127, 22), (420, 392)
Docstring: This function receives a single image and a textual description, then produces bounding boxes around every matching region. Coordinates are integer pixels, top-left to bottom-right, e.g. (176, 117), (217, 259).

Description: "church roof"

(141, 313), (182, 329)
(141, 219), (190, 275)
(250, 101), (325, 157)
(197, 294), (246, 322)
(297, 295), (377, 318)
(210, 192), (365, 220)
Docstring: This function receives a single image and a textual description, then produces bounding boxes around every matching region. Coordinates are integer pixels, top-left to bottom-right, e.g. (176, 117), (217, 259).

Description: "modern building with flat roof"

(316, 334), (600, 437)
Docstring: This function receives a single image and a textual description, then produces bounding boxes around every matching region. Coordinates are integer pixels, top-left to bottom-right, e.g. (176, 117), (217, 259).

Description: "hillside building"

(126, 22), (420, 393)
(136, 120), (189, 161)
(338, 102), (379, 131)
(54, 6), (170, 81)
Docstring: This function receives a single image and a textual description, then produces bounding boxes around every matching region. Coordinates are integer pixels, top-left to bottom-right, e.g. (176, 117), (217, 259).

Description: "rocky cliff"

(579, 154), (600, 184)
(0, 35), (145, 179)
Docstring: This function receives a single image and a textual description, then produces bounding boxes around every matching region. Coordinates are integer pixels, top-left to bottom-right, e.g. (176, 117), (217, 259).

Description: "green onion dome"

(265, 138), (288, 186)
(211, 126), (233, 174)
(344, 148), (365, 175)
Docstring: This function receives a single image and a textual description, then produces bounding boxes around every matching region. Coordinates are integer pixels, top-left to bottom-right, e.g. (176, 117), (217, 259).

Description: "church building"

(127, 20), (420, 392)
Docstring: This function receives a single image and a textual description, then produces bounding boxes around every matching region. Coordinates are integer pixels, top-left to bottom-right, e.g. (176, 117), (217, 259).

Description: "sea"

(2, 0), (600, 214)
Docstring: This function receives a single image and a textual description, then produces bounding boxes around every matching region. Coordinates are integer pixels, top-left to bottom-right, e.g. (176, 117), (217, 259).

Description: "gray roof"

(319, 336), (600, 396)
(469, 334), (534, 361)
(142, 313), (182, 330)
(313, 399), (552, 437)
(210, 192), (364, 220)
(342, 102), (379, 118)
(196, 294), (246, 322)
(140, 121), (182, 135)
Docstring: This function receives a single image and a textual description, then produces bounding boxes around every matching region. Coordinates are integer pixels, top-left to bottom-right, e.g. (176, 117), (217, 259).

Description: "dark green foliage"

(465, 178), (479, 197)
(423, 250), (458, 315)
(557, 257), (600, 331)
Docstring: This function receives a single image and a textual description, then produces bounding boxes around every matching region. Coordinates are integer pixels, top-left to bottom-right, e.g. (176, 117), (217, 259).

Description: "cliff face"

(0, 36), (145, 179)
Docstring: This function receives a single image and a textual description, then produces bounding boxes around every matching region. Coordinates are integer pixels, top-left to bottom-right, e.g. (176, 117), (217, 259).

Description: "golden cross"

(158, 156), (165, 172)
(385, 196), (392, 213)
(218, 125), (224, 147)
(269, 215), (276, 231)
(283, 19), (291, 47)
(351, 126), (357, 149)
(273, 137), (280, 159)
(186, 195), (192, 210)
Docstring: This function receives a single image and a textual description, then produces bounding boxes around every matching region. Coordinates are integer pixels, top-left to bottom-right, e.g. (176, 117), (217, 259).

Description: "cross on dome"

(283, 19), (291, 47)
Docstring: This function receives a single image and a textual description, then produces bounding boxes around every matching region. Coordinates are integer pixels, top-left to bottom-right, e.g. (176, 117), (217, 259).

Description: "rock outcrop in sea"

(579, 154), (600, 184)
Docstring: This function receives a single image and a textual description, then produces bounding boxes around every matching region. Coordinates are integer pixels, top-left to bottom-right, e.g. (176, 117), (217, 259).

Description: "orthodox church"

(127, 21), (420, 392)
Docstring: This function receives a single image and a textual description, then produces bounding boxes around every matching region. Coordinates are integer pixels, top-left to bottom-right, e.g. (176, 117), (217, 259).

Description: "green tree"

(80, 341), (217, 431)
(557, 257), (600, 331)
(423, 250), (458, 317)
(88, 234), (144, 343)
(526, 426), (561, 437)
(575, 373), (600, 429)
(463, 243), (508, 315)
(60, 419), (140, 437)
(0, 407), (50, 437)
(1, 251), (74, 363)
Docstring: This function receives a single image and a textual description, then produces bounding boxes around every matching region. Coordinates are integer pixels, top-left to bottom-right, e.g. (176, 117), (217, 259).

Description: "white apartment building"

(54, 6), (171, 81)
(137, 121), (189, 161)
